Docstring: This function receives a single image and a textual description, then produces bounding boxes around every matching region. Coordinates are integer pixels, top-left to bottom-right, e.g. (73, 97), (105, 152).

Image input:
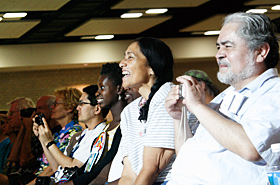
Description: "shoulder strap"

(66, 131), (83, 157)
(73, 127), (122, 184)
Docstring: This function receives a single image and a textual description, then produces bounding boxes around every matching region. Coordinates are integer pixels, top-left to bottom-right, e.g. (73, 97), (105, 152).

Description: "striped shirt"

(120, 82), (175, 182)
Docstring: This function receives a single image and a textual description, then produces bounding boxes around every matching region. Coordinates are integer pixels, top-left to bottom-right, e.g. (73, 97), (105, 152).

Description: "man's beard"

(217, 54), (256, 85)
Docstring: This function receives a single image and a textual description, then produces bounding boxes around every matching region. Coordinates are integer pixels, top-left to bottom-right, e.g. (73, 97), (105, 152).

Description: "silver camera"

(179, 84), (185, 99)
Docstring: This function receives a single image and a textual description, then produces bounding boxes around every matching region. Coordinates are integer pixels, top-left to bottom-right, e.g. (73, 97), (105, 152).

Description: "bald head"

(36, 95), (55, 122)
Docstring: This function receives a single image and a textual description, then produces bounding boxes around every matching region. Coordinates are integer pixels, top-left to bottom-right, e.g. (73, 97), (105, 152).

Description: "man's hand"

(165, 85), (184, 120)
(176, 75), (205, 113)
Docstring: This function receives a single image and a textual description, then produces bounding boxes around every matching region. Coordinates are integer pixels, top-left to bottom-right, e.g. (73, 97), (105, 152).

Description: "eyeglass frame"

(78, 101), (92, 106)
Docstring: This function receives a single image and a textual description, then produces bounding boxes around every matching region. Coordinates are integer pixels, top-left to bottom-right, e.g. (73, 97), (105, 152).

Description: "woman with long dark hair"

(119, 37), (175, 185)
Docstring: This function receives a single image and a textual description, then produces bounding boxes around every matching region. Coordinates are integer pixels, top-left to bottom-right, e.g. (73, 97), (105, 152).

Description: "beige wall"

(0, 67), (102, 110)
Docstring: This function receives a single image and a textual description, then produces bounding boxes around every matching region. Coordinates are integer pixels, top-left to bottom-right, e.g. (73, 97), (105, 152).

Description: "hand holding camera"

(32, 113), (46, 138)
(35, 113), (45, 126)
(179, 83), (185, 100)
(33, 113), (53, 146)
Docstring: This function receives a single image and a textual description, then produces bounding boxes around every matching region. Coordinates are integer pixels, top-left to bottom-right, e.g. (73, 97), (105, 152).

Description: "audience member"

(22, 95), (59, 185)
(65, 63), (127, 185)
(165, 12), (280, 184)
(32, 85), (109, 184)
(118, 37), (175, 185)
(124, 88), (141, 104)
(30, 95), (60, 161)
(32, 87), (82, 183)
(0, 97), (35, 185)
(0, 112), (9, 173)
(106, 87), (141, 184)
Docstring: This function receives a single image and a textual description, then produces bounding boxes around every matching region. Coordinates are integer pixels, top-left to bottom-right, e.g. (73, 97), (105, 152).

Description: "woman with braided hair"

(119, 37), (175, 185)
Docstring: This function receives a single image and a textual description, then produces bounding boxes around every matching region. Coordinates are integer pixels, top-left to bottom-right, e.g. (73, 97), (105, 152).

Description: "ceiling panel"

(65, 16), (172, 36)
(0, 0), (70, 11)
(111, 0), (209, 9)
(180, 14), (227, 32)
(266, 13), (280, 21)
(245, 0), (280, 6)
(0, 21), (40, 39)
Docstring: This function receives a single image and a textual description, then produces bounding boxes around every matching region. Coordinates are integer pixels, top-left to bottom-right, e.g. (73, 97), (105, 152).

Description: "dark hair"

(135, 37), (174, 121)
(223, 12), (279, 69)
(100, 62), (123, 87)
(83, 85), (109, 118)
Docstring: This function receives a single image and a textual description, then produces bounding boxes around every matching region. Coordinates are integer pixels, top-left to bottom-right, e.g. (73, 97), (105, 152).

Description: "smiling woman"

(68, 63), (128, 185)
(118, 37), (175, 185)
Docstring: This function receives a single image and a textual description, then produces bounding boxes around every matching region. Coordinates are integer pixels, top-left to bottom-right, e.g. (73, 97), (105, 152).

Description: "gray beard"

(217, 56), (256, 85)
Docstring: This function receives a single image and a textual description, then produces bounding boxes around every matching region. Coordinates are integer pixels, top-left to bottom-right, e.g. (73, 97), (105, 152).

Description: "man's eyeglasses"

(53, 102), (64, 107)
(78, 101), (91, 106)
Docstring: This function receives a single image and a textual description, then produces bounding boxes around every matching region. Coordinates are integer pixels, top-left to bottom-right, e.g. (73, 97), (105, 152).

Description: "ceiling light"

(121, 13), (143, 18)
(246, 9), (267, 14)
(271, 5), (280, 10)
(3, 12), (27, 18)
(95, 35), (114, 40)
(146, 9), (168, 14)
(204, 30), (220, 35)
(0, 17), (2, 21)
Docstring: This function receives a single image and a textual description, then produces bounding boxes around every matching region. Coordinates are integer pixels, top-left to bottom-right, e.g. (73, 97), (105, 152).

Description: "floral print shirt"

(36, 120), (82, 175)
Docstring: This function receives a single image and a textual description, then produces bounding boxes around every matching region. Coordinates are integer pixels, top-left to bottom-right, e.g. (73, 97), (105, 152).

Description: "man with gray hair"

(6, 97), (35, 133)
(165, 12), (280, 184)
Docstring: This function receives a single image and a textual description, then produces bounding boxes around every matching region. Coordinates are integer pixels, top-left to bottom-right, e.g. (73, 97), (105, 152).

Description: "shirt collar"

(238, 68), (278, 94)
(60, 120), (76, 133)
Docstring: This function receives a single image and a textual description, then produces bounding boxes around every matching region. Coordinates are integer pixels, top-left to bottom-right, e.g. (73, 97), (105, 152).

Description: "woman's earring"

(118, 95), (122, 101)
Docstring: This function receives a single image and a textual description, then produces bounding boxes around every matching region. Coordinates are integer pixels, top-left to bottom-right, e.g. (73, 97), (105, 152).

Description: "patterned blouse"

(36, 120), (82, 175)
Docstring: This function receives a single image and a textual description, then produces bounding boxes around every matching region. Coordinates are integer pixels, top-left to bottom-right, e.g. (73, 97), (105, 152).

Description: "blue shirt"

(0, 137), (12, 173)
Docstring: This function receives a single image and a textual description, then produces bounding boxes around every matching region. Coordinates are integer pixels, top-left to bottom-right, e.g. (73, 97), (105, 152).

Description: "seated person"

(165, 12), (280, 184)
(31, 87), (82, 184)
(34, 85), (109, 184)
(118, 37), (176, 185)
(0, 97), (35, 185)
(64, 63), (127, 185)
(107, 87), (141, 185)
(0, 111), (9, 173)
(21, 95), (60, 185)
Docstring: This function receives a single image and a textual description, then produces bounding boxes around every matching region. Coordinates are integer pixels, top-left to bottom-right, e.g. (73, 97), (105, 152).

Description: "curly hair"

(54, 87), (82, 120)
(100, 62), (123, 87)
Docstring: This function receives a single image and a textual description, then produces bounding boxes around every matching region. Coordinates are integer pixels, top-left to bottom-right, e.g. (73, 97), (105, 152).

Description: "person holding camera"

(31, 85), (109, 184)
(165, 12), (280, 184)
(31, 87), (82, 184)
(0, 96), (59, 185)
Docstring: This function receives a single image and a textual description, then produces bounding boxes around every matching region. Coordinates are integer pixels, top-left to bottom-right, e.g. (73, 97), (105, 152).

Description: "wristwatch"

(46, 140), (56, 149)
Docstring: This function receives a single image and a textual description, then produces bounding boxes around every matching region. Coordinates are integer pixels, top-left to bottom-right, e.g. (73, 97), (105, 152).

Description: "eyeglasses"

(78, 101), (91, 106)
(53, 102), (64, 107)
